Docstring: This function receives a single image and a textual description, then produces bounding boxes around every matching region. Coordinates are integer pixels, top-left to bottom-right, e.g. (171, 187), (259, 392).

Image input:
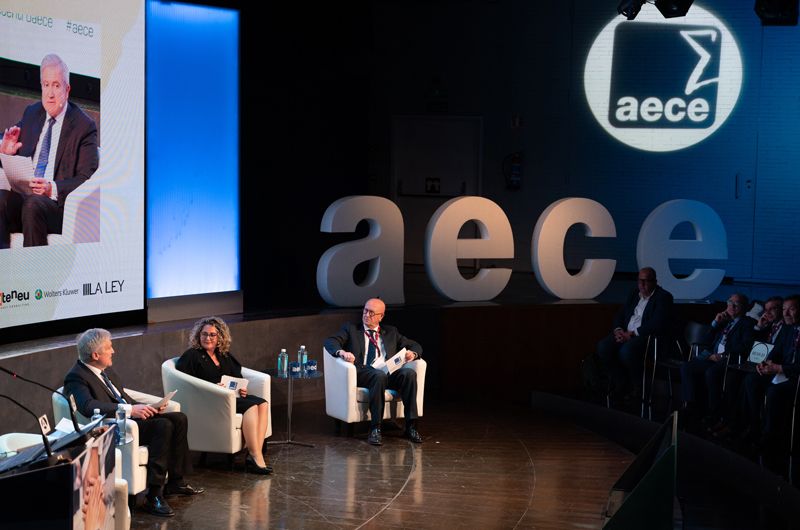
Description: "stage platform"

(131, 399), (633, 529)
(129, 398), (799, 529)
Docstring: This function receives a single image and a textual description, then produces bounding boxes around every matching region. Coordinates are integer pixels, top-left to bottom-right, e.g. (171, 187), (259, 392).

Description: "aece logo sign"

(584, 4), (742, 152)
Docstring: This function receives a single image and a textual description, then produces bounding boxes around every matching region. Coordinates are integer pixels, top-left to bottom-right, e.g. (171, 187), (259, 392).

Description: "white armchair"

(161, 358), (272, 454)
(0, 432), (42, 453)
(323, 348), (426, 425)
(52, 386), (180, 496)
(8, 178), (101, 248)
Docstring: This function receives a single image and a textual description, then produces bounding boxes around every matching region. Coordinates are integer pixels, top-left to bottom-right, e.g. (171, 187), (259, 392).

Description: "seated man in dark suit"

(64, 328), (203, 517)
(681, 293), (755, 424)
(754, 296), (784, 344)
(596, 267), (674, 402)
(743, 294), (800, 454)
(0, 53), (98, 248)
(325, 298), (423, 446)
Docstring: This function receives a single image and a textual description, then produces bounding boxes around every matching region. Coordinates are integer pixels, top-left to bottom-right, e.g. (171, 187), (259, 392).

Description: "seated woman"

(176, 316), (272, 475)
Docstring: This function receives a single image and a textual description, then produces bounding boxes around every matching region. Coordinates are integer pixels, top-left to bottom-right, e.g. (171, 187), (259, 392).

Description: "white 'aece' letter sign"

(317, 195), (728, 306)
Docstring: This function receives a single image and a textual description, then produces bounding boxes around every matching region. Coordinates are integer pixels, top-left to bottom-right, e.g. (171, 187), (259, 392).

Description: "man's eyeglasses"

(200, 332), (218, 338)
(363, 309), (383, 318)
(726, 300), (742, 308)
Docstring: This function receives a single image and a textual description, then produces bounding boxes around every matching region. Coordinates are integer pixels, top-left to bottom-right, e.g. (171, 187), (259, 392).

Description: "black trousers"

(356, 366), (418, 428)
(744, 373), (796, 444)
(680, 358), (727, 415)
(596, 333), (648, 393)
(0, 190), (62, 248)
(134, 411), (191, 494)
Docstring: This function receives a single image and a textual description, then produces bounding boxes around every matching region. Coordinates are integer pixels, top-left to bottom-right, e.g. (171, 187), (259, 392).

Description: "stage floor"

(131, 400), (632, 529)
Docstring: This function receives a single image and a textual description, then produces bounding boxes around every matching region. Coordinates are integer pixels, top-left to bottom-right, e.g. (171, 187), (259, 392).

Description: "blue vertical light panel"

(146, 1), (240, 298)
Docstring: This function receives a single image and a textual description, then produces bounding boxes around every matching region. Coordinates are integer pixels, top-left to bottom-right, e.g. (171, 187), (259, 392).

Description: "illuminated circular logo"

(584, 4), (742, 152)
(35, 289), (43, 300)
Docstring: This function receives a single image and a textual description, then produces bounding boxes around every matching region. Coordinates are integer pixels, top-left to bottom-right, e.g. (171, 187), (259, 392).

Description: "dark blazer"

(766, 324), (800, 379)
(612, 285), (674, 337)
(754, 320), (784, 344)
(699, 316), (756, 361)
(12, 101), (98, 208)
(64, 361), (136, 418)
(324, 323), (422, 368)
(175, 347), (244, 383)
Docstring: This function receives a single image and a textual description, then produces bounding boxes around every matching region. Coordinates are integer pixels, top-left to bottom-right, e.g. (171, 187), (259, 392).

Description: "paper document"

(50, 416), (103, 438)
(152, 390), (178, 409)
(220, 376), (249, 392)
(0, 153), (35, 194)
(385, 348), (409, 374)
(371, 347), (409, 375)
(772, 373), (789, 385)
(51, 417), (78, 437)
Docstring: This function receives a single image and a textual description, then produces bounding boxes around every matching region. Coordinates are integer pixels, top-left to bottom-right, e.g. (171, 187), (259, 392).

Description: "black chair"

(684, 321), (714, 361)
(642, 335), (683, 420)
(789, 377), (800, 485)
(642, 322), (714, 419)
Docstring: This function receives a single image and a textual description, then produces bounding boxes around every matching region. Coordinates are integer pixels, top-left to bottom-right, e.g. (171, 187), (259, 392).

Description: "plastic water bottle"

(115, 404), (127, 446)
(278, 348), (288, 377)
(298, 345), (307, 374)
(90, 408), (103, 424)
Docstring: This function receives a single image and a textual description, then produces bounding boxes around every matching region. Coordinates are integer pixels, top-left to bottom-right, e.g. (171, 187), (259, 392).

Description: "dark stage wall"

(0, 301), (718, 435)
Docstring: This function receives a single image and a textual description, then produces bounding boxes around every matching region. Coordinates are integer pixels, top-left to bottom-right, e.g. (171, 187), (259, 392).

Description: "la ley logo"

(584, 4), (742, 152)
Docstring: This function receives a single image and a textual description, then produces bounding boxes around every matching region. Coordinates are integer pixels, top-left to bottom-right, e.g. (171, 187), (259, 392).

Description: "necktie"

(34, 117), (56, 179)
(101, 371), (126, 404)
(366, 330), (377, 367)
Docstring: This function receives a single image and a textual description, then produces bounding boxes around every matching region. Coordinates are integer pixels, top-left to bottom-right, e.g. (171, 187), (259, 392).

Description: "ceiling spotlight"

(755, 0), (799, 25)
(617, 0), (646, 20)
(654, 0), (694, 18)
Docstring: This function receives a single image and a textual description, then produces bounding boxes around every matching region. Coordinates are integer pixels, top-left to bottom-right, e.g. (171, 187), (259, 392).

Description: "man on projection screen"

(0, 53), (98, 248)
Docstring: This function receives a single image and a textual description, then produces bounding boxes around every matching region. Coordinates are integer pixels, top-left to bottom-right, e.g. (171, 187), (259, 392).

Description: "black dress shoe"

(164, 482), (205, 496)
(404, 427), (423, 444)
(367, 427), (382, 446)
(245, 454), (274, 475)
(143, 495), (175, 517)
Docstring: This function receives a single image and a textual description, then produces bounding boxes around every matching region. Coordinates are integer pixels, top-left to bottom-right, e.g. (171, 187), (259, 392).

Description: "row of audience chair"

(639, 323), (800, 484)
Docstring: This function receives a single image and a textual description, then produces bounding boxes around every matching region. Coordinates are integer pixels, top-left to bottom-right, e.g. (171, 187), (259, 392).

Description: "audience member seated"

(681, 293), (755, 426)
(710, 295), (785, 440)
(176, 316), (272, 475)
(754, 296), (784, 344)
(596, 267), (674, 404)
(742, 294), (800, 461)
(64, 328), (203, 518)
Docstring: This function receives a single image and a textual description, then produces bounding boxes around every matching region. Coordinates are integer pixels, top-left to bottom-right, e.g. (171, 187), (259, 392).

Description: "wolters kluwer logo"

(35, 289), (43, 300)
(584, 4), (742, 152)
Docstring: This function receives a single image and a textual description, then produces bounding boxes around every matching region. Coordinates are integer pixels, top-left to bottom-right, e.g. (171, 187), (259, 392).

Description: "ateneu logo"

(585, 4), (742, 152)
(0, 290), (30, 306)
(83, 280), (124, 296)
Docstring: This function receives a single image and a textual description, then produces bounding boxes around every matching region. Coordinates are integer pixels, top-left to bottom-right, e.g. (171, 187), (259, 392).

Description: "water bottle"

(115, 404), (127, 446)
(278, 348), (288, 377)
(90, 408), (103, 424)
(298, 345), (307, 374)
